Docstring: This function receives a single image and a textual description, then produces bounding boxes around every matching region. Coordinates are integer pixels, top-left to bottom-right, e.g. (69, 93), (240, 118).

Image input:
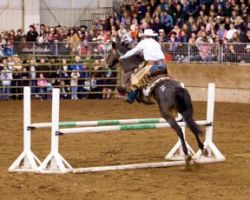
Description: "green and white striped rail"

(58, 120), (210, 135)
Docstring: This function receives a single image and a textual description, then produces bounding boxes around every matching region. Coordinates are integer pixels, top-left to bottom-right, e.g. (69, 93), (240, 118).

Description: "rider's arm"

(120, 42), (143, 60)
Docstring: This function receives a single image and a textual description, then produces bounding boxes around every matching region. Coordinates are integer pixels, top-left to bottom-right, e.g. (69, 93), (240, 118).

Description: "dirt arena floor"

(0, 99), (250, 200)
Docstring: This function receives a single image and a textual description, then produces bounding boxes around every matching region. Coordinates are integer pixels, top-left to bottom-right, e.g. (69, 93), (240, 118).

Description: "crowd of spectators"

(0, 0), (249, 60)
(0, 0), (250, 100)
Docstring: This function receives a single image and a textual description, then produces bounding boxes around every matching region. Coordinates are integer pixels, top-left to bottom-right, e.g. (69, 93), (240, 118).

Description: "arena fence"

(1, 42), (249, 64)
(0, 61), (122, 99)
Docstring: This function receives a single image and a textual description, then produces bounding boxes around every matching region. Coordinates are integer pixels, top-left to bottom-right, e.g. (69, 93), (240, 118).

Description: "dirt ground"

(0, 99), (250, 200)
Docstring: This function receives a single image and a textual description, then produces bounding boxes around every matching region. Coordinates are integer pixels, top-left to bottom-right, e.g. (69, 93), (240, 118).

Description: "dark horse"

(106, 42), (204, 164)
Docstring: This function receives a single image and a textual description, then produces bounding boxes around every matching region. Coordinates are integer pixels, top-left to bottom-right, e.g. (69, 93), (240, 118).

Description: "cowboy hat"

(245, 44), (250, 49)
(139, 29), (158, 37)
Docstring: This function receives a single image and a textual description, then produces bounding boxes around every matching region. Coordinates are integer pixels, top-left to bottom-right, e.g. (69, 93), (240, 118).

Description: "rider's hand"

(119, 57), (124, 61)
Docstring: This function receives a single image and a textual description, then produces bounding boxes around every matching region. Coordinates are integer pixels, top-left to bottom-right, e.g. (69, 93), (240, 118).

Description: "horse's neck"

(118, 44), (143, 73)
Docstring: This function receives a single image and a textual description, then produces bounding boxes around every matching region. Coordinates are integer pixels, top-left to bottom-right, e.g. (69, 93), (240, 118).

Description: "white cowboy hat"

(139, 29), (158, 37)
(245, 44), (250, 49)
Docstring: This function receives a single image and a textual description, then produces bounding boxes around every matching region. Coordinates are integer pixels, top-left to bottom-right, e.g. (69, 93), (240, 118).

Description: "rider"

(119, 29), (166, 103)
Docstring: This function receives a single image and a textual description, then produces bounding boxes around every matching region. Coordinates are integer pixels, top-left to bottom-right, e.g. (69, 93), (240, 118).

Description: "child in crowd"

(70, 70), (80, 100)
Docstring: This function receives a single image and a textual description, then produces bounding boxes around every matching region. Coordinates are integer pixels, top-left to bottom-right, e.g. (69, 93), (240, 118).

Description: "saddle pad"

(143, 76), (170, 97)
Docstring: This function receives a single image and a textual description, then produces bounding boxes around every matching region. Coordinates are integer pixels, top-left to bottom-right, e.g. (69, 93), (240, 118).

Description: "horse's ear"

(112, 41), (116, 49)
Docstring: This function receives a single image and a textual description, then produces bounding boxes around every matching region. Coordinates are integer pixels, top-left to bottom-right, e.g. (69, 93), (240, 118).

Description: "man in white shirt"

(119, 29), (166, 103)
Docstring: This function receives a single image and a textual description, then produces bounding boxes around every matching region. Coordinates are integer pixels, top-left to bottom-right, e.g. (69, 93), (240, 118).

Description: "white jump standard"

(8, 87), (41, 172)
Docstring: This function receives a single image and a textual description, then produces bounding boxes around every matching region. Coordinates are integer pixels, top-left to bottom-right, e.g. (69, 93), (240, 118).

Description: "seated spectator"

(168, 31), (179, 55)
(160, 10), (173, 33)
(240, 45), (250, 63)
(226, 23), (237, 41)
(130, 24), (140, 41)
(187, 37), (200, 62)
(224, 44), (239, 63)
(118, 23), (128, 38)
(195, 31), (213, 62)
(158, 29), (168, 42)
(217, 24), (227, 41)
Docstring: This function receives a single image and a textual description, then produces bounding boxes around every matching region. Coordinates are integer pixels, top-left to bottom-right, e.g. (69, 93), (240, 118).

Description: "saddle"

(143, 75), (171, 97)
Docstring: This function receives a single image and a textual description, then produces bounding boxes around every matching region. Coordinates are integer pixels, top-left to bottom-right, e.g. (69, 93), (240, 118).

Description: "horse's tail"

(175, 87), (202, 135)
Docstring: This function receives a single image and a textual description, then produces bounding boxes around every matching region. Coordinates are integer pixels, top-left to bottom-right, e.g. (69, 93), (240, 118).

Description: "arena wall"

(168, 63), (250, 103)
(0, 0), (105, 31)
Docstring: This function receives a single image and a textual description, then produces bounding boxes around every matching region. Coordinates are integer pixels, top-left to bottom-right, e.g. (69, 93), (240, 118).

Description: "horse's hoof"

(202, 148), (209, 157)
(185, 155), (192, 166)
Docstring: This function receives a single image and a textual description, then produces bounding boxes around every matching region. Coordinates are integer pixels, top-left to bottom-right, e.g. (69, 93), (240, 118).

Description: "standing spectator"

(102, 65), (117, 100)
(11, 56), (22, 99)
(0, 61), (12, 100)
(37, 73), (48, 100)
(59, 58), (70, 99)
(70, 70), (80, 100)
(29, 57), (37, 96)
(69, 29), (80, 55)
(26, 25), (38, 47)
(70, 56), (88, 99)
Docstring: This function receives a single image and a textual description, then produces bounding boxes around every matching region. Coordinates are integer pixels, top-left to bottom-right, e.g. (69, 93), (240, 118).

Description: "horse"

(106, 41), (205, 164)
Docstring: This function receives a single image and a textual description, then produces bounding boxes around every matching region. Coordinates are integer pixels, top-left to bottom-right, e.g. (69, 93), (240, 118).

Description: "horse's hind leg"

(167, 118), (188, 155)
(183, 116), (204, 151)
(167, 118), (192, 164)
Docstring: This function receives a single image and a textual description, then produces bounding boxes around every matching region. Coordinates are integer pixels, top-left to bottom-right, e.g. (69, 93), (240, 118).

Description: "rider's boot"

(126, 89), (139, 104)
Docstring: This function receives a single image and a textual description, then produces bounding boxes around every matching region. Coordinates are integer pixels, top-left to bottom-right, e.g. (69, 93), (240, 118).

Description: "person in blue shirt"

(70, 56), (88, 99)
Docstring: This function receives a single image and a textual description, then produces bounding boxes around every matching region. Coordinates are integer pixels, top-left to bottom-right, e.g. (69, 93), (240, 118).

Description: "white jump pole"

(73, 157), (224, 174)
(38, 88), (73, 174)
(30, 118), (169, 129)
(8, 87), (41, 172)
(195, 83), (225, 161)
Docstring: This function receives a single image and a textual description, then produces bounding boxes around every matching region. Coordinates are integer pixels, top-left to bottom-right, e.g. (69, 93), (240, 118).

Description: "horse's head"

(106, 38), (143, 73)
(106, 41), (120, 69)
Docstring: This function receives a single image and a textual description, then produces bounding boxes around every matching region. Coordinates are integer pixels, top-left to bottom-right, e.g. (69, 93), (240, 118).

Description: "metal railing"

(0, 65), (122, 100)
(1, 42), (249, 64)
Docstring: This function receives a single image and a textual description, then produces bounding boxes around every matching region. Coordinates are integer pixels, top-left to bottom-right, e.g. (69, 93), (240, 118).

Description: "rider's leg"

(127, 88), (139, 103)
(126, 64), (151, 103)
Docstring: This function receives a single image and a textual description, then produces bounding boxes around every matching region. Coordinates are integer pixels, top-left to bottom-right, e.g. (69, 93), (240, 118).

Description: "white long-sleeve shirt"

(120, 38), (165, 61)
